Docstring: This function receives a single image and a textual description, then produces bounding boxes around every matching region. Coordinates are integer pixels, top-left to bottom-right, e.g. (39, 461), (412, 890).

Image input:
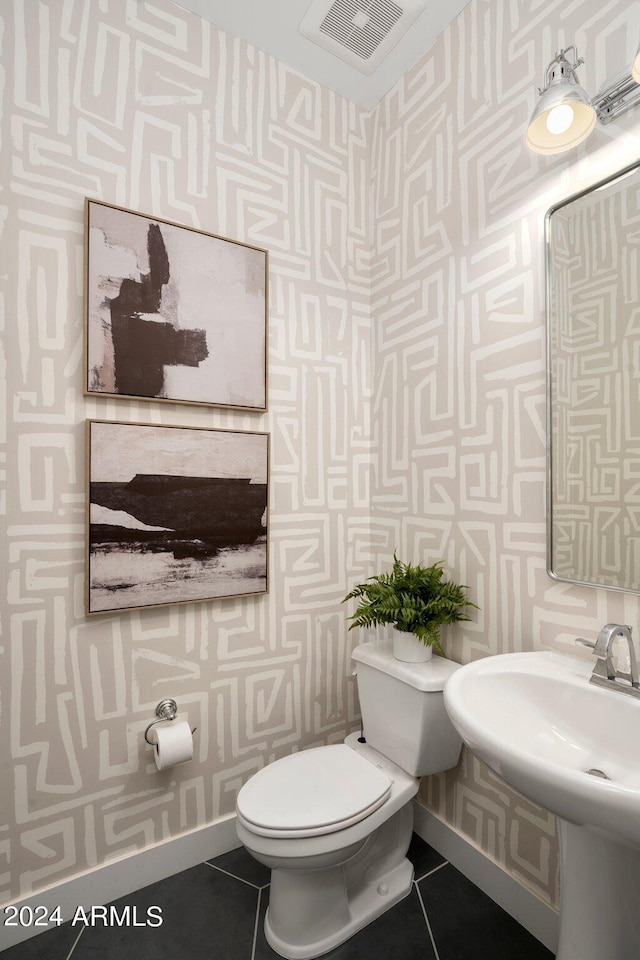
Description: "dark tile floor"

(2, 835), (554, 959)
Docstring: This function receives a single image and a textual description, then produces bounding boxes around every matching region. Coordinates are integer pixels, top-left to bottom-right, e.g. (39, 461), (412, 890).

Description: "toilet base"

(238, 741), (419, 960)
(264, 857), (414, 960)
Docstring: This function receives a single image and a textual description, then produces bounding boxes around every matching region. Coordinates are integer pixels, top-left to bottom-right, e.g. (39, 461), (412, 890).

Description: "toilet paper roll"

(153, 720), (193, 770)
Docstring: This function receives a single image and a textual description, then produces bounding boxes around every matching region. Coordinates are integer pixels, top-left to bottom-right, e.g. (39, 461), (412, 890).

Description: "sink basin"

(443, 650), (640, 959)
(443, 651), (640, 849)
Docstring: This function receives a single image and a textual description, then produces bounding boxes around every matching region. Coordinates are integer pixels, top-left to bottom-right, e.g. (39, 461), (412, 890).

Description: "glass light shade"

(526, 81), (596, 155)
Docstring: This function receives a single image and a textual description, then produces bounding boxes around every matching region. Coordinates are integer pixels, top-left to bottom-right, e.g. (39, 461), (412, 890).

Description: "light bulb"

(546, 103), (574, 135)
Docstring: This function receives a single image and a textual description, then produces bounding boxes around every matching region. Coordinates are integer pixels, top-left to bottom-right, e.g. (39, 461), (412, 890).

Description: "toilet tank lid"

(351, 639), (461, 691)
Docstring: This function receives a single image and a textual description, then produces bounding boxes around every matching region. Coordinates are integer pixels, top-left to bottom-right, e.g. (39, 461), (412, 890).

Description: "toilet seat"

(236, 743), (393, 838)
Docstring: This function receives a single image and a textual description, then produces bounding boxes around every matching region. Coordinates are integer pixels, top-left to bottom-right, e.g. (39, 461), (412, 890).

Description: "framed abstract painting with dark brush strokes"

(84, 200), (268, 411)
(86, 420), (269, 616)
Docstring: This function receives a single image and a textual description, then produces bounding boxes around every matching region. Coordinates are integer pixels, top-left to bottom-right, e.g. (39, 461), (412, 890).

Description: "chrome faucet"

(576, 623), (640, 699)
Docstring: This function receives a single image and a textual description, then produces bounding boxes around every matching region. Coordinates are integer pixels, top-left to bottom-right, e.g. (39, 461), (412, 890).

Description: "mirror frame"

(545, 157), (640, 594)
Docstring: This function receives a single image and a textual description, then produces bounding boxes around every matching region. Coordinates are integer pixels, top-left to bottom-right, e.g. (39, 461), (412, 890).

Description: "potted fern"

(342, 553), (476, 662)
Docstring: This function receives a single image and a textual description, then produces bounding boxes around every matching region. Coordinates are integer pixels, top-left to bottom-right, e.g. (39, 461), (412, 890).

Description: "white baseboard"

(3, 805), (560, 954)
(412, 800), (559, 955)
(0, 813), (241, 952)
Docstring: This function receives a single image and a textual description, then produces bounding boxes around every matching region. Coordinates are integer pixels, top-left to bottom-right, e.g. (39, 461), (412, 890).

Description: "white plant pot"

(391, 628), (433, 663)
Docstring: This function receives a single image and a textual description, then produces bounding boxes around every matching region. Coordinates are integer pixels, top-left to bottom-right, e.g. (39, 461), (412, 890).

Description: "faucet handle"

(575, 637), (596, 649)
(578, 625), (638, 685)
(575, 636), (614, 677)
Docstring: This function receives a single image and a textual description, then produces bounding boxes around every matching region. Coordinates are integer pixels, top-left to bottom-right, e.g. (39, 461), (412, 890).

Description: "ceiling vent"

(299, 0), (426, 75)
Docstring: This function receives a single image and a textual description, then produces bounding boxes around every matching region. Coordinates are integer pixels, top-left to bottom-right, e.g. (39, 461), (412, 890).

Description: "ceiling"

(173, 0), (470, 110)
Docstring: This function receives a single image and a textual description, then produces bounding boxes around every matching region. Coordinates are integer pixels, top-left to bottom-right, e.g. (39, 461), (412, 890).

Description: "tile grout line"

(63, 925), (85, 960)
(204, 860), (266, 890)
(414, 859), (449, 884)
(250, 887), (262, 960)
(414, 880), (441, 960)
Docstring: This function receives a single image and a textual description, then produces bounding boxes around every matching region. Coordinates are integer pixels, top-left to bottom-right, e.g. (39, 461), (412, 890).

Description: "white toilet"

(236, 638), (462, 959)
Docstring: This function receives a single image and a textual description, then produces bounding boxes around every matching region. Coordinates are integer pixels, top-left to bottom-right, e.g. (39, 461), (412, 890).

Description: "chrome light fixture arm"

(593, 69), (640, 123)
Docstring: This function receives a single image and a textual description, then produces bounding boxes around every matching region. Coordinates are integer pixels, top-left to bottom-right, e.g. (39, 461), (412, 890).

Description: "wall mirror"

(547, 159), (640, 593)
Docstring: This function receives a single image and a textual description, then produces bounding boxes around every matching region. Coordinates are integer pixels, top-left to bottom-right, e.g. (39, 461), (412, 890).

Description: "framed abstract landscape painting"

(84, 200), (268, 411)
(86, 420), (269, 615)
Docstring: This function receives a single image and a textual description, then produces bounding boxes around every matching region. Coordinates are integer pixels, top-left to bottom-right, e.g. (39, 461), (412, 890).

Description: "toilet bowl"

(236, 639), (462, 960)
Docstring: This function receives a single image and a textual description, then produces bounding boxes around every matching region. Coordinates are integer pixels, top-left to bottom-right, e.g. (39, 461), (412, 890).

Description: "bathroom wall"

(369, 0), (640, 910)
(5, 0), (640, 919)
(1, 0), (372, 902)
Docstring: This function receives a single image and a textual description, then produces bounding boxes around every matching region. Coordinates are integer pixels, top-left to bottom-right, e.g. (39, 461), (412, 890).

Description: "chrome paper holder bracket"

(144, 698), (178, 744)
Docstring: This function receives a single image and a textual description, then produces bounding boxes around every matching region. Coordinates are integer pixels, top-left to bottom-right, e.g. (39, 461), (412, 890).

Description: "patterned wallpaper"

(1, 0), (372, 902)
(369, 0), (640, 910)
(3, 0), (640, 917)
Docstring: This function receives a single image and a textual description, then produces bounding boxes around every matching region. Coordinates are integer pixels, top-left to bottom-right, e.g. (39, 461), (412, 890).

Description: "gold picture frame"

(86, 419), (269, 616)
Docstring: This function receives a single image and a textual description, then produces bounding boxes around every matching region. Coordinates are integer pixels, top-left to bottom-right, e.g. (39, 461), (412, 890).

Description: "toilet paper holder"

(144, 699), (197, 744)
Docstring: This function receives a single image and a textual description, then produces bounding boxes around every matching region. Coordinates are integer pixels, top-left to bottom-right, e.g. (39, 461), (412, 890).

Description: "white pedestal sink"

(443, 651), (640, 960)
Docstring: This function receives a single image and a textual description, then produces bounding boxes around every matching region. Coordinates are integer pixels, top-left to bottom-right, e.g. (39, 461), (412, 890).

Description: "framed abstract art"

(86, 420), (269, 615)
(84, 200), (268, 411)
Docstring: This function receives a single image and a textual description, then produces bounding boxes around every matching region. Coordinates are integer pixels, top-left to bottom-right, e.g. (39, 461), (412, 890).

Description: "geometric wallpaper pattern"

(2, 0), (640, 918)
(369, 0), (640, 912)
(1, 0), (372, 904)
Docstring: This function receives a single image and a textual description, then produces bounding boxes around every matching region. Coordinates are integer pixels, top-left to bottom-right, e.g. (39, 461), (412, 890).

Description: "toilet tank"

(351, 639), (462, 777)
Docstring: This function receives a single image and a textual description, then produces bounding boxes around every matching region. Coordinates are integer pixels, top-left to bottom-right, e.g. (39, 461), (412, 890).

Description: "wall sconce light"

(526, 44), (640, 155)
